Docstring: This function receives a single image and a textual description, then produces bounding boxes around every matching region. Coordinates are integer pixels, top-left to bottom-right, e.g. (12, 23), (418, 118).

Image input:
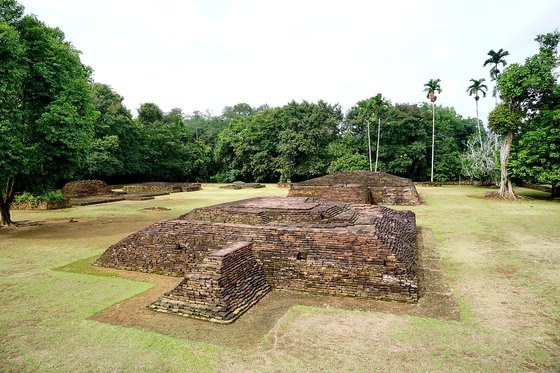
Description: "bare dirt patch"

(0, 215), (162, 241)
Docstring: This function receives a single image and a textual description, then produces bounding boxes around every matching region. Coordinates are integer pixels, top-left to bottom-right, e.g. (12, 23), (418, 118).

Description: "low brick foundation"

(11, 200), (71, 210)
(220, 183), (265, 190)
(123, 182), (201, 193)
(96, 197), (418, 322)
(288, 171), (421, 205)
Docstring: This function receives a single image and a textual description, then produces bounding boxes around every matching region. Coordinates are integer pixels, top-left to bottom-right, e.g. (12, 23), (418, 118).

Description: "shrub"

(14, 190), (65, 206)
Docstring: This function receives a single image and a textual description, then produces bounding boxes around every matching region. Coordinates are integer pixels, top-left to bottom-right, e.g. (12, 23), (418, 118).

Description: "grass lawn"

(1, 184), (559, 372)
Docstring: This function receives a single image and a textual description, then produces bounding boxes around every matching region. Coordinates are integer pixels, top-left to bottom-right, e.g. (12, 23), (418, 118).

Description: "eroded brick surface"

(150, 242), (270, 322)
(62, 179), (112, 198)
(288, 171), (421, 205)
(95, 197), (418, 322)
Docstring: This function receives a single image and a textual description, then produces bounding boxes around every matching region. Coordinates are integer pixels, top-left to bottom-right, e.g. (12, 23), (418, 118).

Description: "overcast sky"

(18, 0), (560, 123)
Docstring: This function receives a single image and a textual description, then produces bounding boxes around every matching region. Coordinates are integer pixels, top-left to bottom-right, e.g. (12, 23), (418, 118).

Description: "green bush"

(14, 190), (65, 206)
(327, 154), (369, 174)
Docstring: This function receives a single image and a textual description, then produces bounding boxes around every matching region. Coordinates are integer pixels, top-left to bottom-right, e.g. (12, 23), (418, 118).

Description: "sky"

(18, 0), (560, 123)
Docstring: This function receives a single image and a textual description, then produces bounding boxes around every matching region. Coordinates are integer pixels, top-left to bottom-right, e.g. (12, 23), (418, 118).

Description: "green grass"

(54, 255), (118, 278)
(1, 184), (559, 372)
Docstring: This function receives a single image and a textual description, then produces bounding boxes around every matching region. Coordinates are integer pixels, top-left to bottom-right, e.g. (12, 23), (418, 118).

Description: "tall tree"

(363, 94), (389, 172)
(276, 100), (341, 181)
(0, 1), (96, 225)
(84, 83), (145, 180)
(466, 78), (488, 144)
(490, 31), (559, 198)
(423, 78), (442, 182)
(488, 104), (519, 197)
(483, 48), (509, 105)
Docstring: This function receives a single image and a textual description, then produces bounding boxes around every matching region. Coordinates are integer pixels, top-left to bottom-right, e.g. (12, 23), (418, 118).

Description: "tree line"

(85, 90), (478, 185)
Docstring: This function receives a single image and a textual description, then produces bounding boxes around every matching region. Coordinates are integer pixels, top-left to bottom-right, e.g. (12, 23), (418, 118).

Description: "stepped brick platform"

(150, 242), (270, 322)
(95, 197), (418, 323)
(288, 171), (421, 205)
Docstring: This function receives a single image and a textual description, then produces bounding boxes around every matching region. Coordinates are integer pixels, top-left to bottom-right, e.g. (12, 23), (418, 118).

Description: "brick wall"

(96, 209), (417, 301)
(288, 171), (421, 205)
(150, 242), (270, 322)
(288, 184), (371, 204)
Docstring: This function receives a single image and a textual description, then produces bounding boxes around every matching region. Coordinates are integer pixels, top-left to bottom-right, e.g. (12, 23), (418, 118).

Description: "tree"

(510, 105), (560, 197)
(134, 105), (212, 182)
(214, 100), (341, 183)
(276, 100), (341, 181)
(137, 102), (163, 125)
(483, 48), (509, 105)
(461, 132), (499, 184)
(363, 94), (389, 172)
(0, 1), (96, 225)
(85, 83), (144, 180)
(508, 32), (560, 198)
(423, 78), (442, 182)
(326, 135), (368, 173)
(466, 78), (488, 145)
(214, 108), (282, 182)
(490, 31), (559, 199)
(488, 104), (520, 198)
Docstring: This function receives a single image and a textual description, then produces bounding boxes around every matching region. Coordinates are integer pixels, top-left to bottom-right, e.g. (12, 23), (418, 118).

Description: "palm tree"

(423, 78), (442, 182)
(466, 78), (488, 145)
(483, 48), (509, 105)
(371, 93), (388, 172)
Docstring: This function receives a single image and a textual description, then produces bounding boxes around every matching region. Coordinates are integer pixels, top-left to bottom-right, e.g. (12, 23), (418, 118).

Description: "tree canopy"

(0, 0), (96, 224)
(489, 31), (560, 198)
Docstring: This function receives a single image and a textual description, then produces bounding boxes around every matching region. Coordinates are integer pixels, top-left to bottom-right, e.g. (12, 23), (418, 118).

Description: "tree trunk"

(475, 99), (482, 146)
(367, 119), (372, 171)
(0, 176), (16, 226)
(431, 102), (435, 182)
(375, 115), (381, 172)
(0, 204), (12, 226)
(498, 131), (515, 199)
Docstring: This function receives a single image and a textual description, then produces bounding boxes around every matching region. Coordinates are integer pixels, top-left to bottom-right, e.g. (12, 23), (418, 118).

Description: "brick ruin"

(122, 182), (202, 193)
(220, 183), (265, 190)
(288, 171), (421, 205)
(62, 179), (112, 198)
(95, 197), (418, 323)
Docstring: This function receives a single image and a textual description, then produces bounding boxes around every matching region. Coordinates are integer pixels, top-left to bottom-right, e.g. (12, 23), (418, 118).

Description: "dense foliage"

(14, 190), (65, 206)
(491, 31), (560, 197)
(0, 0), (95, 224)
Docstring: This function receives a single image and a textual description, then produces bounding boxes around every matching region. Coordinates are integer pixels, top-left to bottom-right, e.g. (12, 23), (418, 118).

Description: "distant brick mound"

(123, 182), (201, 193)
(288, 171), (421, 205)
(96, 197), (418, 323)
(62, 180), (112, 198)
(220, 183), (265, 190)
